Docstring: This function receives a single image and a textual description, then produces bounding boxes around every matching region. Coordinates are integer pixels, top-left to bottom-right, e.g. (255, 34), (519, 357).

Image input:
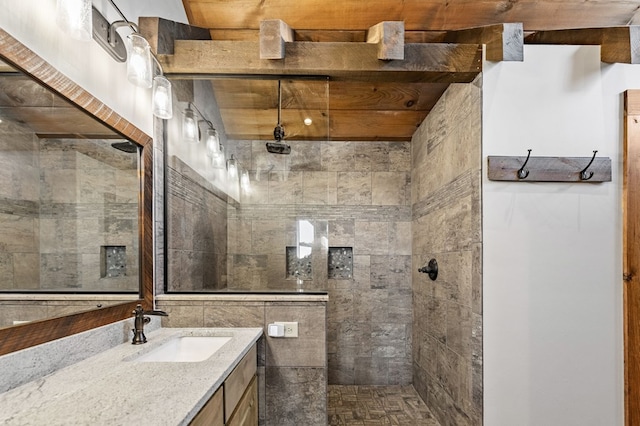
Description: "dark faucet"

(131, 304), (168, 345)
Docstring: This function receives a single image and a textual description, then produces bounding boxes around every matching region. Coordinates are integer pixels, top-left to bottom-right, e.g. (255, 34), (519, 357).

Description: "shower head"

(266, 122), (291, 154)
(266, 141), (291, 155)
(111, 141), (138, 153)
(266, 81), (291, 155)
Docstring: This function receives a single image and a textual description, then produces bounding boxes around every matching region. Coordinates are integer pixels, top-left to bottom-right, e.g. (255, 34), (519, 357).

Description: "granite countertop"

(0, 327), (263, 426)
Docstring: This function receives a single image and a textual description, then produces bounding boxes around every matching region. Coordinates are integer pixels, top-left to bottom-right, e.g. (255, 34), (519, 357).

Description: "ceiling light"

(56, 0), (93, 42)
(304, 117), (312, 126)
(182, 104), (199, 144)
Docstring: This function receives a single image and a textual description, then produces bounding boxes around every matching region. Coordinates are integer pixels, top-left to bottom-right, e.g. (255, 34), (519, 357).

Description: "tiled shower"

(162, 77), (483, 425)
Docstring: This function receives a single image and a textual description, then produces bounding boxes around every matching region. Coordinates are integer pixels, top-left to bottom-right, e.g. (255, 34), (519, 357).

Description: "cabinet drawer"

(190, 386), (223, 426)
(224, 345), (257, 422)
(226, 375), (258, 426)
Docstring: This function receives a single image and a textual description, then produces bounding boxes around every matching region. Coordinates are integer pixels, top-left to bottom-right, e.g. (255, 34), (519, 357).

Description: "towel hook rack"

(517, 149), (532, 179)
(579, 150), (598, 181)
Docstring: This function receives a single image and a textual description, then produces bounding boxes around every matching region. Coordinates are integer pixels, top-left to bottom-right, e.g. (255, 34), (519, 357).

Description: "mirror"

(0, 29), (153, 355)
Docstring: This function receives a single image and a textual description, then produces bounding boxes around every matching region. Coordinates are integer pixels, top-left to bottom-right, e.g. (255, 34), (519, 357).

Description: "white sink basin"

(134, 336), (232, 363)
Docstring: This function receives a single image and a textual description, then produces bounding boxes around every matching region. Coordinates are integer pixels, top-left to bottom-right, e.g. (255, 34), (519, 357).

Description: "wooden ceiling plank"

(366, 21), (405, 60)
(525, 26), (640, 64)
(444, 23), (524, 61)
(161, 40), (482, 83)
(260, 19), (295, 59)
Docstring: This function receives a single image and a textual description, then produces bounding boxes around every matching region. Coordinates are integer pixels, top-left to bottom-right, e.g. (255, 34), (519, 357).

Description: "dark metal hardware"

(418, 258), (438, 281)
(131, 304), (168, 345)
(517, 149), (532, 179)
(579, 150), (598, 181)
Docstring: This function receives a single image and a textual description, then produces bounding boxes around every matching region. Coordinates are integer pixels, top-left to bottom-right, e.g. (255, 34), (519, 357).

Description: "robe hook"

(418, 258), (438, 281)
(517, 149), (532, 179)
(579, 150), (597, 181)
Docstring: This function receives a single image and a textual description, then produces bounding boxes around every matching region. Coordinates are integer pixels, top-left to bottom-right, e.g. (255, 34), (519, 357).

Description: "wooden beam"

(444, 23), (523, 62)
(526, 26), (640, 64)
(138, 16), (210, 55)
(260, 19), (294, 59)
(367, 21), (405, 60)
(161, 40), (482, 83)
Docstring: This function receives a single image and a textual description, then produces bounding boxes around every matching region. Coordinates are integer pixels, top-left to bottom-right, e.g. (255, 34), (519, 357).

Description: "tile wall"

(411, 80), (483, 425)
(0, 117), (139, 293)
(156, 295), (327, 426)
(225, 139), (413, 385)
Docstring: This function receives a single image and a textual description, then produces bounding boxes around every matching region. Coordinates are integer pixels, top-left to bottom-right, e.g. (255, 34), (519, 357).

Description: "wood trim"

(624, 89), (640, 426)
(526, 26), (640, 64)
(0, 28), (153, 355)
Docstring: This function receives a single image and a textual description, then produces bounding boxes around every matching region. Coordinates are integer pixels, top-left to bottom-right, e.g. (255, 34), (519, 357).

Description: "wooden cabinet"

(189, 344), (258, 426)
(190, 387), (224, 426)
(226, 375), (258, 426)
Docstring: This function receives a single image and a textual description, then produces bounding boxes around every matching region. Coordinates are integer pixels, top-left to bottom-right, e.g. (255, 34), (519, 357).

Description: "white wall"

(0, 0), (187, 136)
(483, 45), (640, 425)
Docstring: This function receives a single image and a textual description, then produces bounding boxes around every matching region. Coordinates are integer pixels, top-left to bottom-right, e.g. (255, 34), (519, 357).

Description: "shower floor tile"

(328, 385), (441, 425)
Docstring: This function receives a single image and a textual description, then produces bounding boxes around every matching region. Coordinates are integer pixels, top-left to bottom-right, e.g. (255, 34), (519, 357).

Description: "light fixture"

(204, 128), (221, 157)
(152, 75), (173, 119)
(182, 104), (199, 144)
(127, 33), (153, 88)
(240, 170), (251, 192)
(58, 0), (173, 119)
(227, 155), (238, 180)
(56, 0), (93, 42)
(304, 117), (313, 126)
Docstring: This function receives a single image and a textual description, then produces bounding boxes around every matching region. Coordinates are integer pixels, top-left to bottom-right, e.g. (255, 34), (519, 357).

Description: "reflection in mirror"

(0, 66), (140, 328)
(164, 77), (330, 293)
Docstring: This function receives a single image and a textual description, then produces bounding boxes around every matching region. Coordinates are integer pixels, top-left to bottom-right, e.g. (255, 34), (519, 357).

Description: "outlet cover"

(275, 321), (298, 338)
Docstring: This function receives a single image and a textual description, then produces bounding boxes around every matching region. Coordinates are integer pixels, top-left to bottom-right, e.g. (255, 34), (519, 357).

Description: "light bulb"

(127, 34), (153, 89)
(204, 128), (220, 157)
(241, 170), (251, 191)
(56, 0), (92, 41)
(227, 155), (238, 180)
(304, 117), (313, 126)
(152, 76), (172, 119)
(182, 107), (199, 144)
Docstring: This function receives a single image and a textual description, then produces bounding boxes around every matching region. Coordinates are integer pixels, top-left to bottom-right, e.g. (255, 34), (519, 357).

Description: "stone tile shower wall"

(0, 122), (139, 293)
(411, 81), (483, 425)
(166, 156), (228, 291)
(226, 139), (412, 385)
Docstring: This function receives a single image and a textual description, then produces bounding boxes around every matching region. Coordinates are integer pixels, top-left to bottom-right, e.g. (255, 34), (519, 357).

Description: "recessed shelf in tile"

(101, 245), (126, 278)
(328, 247), (353, 279)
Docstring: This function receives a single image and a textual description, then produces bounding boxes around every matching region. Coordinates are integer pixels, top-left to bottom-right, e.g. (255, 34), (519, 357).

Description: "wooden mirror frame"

(0, 28), (153, 356)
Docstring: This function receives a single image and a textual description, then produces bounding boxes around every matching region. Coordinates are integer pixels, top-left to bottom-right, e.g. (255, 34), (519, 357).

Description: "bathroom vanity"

(0, 326), (262, 425)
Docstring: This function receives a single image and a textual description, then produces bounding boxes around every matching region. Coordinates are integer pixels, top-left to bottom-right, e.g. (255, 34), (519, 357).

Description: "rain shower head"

(266, 141), (291, 155)
(266, 80), (291, 155)
(111, 141), (138, 153)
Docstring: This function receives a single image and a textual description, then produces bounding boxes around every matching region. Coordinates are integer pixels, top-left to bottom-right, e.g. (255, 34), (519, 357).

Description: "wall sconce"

(127, 33), (153, 88)
(56, 0), (173, 119)
(227, 155), (238, 180)
(240, 170), (251, 192)
(204, 128), (221, 157)
(152, 75), (172, 119)
(182, 104), (199, 144)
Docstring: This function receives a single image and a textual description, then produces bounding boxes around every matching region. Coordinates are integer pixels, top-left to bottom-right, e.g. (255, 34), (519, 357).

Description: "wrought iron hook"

(580, 150), (597, 181)
(517, 149), (532, 179)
